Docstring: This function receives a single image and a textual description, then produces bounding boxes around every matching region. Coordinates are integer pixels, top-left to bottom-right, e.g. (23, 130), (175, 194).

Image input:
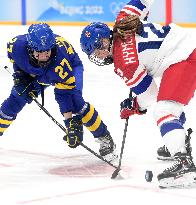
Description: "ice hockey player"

(0, 23), (117, 162)
(80, 0), (196, 188)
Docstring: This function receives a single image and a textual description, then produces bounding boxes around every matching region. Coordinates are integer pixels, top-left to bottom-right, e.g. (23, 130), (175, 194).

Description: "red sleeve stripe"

(126, 69), (146, 87)
(122, 6), (142, 16)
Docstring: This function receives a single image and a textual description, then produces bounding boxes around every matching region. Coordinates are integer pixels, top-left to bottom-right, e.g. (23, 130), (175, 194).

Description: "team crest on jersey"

(85, 31), (91, 38)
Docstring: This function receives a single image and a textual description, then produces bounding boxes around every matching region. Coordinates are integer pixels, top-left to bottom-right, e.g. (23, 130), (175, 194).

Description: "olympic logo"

(110, 2), (126, 16)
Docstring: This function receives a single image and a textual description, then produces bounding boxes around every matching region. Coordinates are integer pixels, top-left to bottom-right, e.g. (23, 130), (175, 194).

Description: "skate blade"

(159, 172), (196, 188)
(103, 152), (118, 162)
(157, 156), (174, 161)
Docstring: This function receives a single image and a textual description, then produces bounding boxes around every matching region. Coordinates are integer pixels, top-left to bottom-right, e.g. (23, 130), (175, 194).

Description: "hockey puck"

(145, 170), (153, 182)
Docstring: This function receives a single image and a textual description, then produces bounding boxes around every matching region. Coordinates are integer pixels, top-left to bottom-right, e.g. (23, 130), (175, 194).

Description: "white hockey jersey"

(113, 0), (196, 109)
(113, 21), (196, 109)
(138, 22), (196, 78)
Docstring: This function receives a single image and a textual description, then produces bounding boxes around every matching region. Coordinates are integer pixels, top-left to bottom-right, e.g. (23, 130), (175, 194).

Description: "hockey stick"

(31, 95), (118, 169)
(111, 90), (132, 179)
(111, 117), (129, 178)
(3, 66), (117, 169)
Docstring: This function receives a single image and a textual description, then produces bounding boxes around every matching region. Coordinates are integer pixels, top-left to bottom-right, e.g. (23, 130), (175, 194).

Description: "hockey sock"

(0, 110), (15, 136)
(79, 103), (108, 138)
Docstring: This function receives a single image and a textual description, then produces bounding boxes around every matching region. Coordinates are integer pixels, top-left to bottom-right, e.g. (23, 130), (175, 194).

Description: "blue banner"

(0, 1), (21, 22)
(173, 0), (196, 23)
(0, 0), (195, 25)
(27, 0), (127, 22)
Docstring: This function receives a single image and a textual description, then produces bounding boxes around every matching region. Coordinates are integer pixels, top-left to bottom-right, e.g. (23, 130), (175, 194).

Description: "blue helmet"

(80, 22), (111, 56)
(26, 23), (56, 52)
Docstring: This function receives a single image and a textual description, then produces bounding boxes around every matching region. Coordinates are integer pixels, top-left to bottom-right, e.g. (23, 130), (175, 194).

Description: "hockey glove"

(29, 81), (47, 101)
(13, 70), (39, 103)
(13, 70), (34, 95)
(120, 97), (147, 119)
(113, 15), (142, 39)
(63, 115), (83, 148)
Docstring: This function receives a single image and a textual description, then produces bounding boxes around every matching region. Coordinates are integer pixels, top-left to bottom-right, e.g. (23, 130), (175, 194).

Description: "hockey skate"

(157, 152), (196, 188)
(97, 132), (118, 162)
(157, 145), (173, 161)
(157, 128), (192, 161)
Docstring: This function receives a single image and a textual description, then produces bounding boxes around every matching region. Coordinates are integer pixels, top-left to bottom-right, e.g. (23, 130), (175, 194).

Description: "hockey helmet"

(26, 23), (56, 67)
(26, 23), (56, 52)
(80, 22), (111, 56)
(80, 22), (113, 66)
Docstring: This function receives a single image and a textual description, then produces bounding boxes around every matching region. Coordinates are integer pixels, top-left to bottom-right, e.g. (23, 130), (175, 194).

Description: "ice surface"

(0, 25), (196, 205)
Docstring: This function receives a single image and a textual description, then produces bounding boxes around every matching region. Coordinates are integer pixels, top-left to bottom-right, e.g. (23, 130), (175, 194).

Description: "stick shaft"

(32, 97), (117, 169)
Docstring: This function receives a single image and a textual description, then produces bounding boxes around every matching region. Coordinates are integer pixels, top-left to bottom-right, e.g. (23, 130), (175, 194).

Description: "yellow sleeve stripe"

(55, 83), (75, 89)
(86, 115), (101, 132)
(82, 104), (94, 124)
(7, 45), (14, 53)
(0, 118), (13, 125)
(0, 127), (7, 132)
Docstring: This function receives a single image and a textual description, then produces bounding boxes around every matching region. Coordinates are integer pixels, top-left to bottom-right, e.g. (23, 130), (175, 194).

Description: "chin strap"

(104, 55), (113, 65)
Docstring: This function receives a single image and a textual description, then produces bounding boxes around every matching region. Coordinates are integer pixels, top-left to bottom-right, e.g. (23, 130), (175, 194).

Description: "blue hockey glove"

(63, 115), (83, 148)
(120, 97), (147, 119)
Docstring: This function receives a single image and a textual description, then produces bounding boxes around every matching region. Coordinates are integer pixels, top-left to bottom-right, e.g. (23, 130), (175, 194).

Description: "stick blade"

(111, 168), (121, 179)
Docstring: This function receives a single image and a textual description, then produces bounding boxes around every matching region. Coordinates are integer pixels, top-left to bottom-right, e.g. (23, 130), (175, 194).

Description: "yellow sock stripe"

(82, 104), (102, 132)
(0, 127), (7, 132)
(0, 118), (13, 125)
(82, 104), (94, 124)
(86, 115), (102, 132)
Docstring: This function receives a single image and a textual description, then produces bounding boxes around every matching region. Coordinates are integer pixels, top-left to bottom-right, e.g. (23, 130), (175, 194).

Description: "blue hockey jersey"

(7, 34), (85, 114)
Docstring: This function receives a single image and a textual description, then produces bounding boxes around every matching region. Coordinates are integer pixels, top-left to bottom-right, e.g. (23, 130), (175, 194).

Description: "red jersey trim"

(157, 114), (175, 126)
(123, 6), (141, 16)
(126, 69), (146, 86)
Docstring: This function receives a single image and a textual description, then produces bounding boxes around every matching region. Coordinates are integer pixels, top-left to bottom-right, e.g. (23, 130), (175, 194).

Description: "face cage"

(88, 53), (113, 66)
(27, 46), (57, 68)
